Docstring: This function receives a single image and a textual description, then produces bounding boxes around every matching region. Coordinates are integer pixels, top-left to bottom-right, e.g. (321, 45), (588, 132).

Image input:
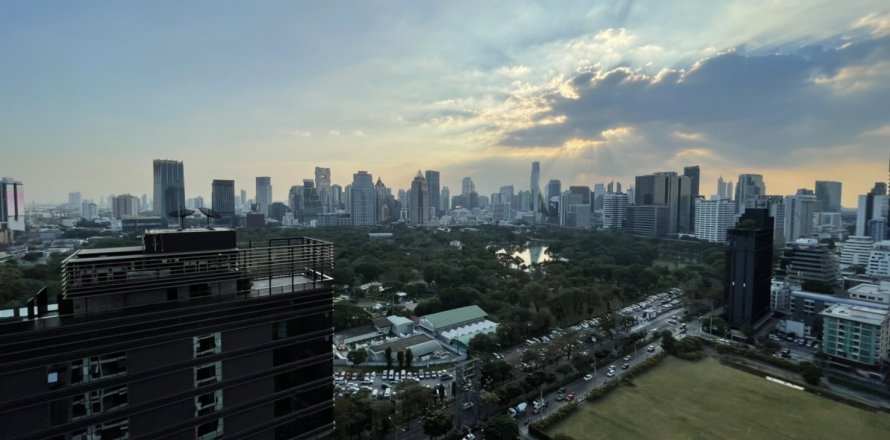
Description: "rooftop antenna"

(167, 209), (194, 230)
(198, 207), (221, 229)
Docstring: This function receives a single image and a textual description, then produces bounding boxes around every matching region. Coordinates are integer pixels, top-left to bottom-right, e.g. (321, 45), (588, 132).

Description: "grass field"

(548, 357), (890, 440)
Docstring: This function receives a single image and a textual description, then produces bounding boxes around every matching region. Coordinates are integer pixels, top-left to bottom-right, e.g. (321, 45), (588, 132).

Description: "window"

(71, 386), (128, 420)
(196, 418), (224, 440)
(194, 333), (222, 358)
(195, 362), (222, 387)
(70, 418), (129, 440)
(47, 364), (67, 390)
(195, 390), (223, 417)
(189, 283), (211, 298)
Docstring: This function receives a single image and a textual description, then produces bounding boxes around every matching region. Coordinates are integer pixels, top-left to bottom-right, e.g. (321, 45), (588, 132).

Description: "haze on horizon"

(1, 1), (888, 206)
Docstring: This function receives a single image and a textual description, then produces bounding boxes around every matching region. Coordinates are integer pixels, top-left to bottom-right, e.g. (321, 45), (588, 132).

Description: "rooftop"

(820, 304), (890, 326)
(791, 290), (890, 310)
(420, 305), (488, 330)
(369, 334), (439, 354)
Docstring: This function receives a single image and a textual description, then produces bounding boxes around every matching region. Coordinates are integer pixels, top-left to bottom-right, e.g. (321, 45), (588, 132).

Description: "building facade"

(153, 160), (185, 219)
(602, 193), (628, 230)
(350, 171), (377, 226)
(255, 177), (273, 216)
(725, 208), (774, 327)
(112, 194), (140, 220)
(821, 304), (889, 368)
(815, 180), (842, 213)
(211, 180), (236, 225)
(0, 229), (335, 440)
(694, 199), (735, 242)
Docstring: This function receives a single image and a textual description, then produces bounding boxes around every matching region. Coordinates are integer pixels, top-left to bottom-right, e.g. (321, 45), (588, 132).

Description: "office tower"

(779, 238), (841, 289)
(626, 187), (634, 205)
(194, 196), (205, 209)
(530, 162), (541, 214)
(717, 176), (726, 199)
(374, 176), (390, 223)
(607, 181), (614, 194)
(867, 241), (890, 277)
(153, 160), (185, 218)
(625, 205), (671, 237)
(0, 228), (335, 439)
(81, 201), (98, 221)
(240, 189), (247, 211)
(751, 195), (787, 249)
(0, 178), (26, 232)
(783, 190), (818, 242)
(68, 192), (81, 210)
(461, 177), (475, 197)
(874, 182), (888, 196)
(815, 180), (842, 212)
(633, 172), (691, 235)
(684, 165), (701, 229)
(288, 185), (301, 216)
(112, 194), (140, 219)
(255, 177), (273, 215)
(397, 189), (406, 208)
(593, 183), (605, 211)
(140, 194), (149, 212)
(106, 195), (114, 210)
(840, 236), (874, 270)
(500, 185), (515, 206)
(425, 170), (440, 217)
(694, 199), (735, 242)
(726, 180), (734, 201)
(331, 184), (343, 211)
(441, 186), (450, 212)
(293, 180), (322, 224)
(314, 167), (331, 213)
(477, 195), (489, 210)
(546, 180), (561, 202)
(569, 186), (591, 205)
(350, 171), (377, 226)
(616, 182), (622, 194)
(735, 174), (766, 216)
(211, 179), (236, 225)
(725, 208), (774, 327)
(869, 218), (888, 241)
(602, 193), (628, 230)
(559, 191), (590, 228)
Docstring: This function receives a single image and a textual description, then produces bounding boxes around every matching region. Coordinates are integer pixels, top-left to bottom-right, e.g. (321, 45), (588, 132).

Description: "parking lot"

(334, 367), (456, 399)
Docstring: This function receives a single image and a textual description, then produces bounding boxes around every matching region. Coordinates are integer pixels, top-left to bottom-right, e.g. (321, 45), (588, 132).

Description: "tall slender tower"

(152, 159), (185, 218)
(531, 161), (541, 213)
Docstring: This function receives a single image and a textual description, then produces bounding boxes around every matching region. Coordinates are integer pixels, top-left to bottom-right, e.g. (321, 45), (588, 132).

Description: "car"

(566, 393), (575, 401)
(463, 434), (476, 440)
(461, 402), (474, 410)
(556, 393), (565, 401)
(583, 374), (593, 381)
(623, 355), (631, 361)
(647, 346), (655, 352)
(621, 363), (629, 370)
(580, 351), (589, 357)
(606, 371), (616, 378)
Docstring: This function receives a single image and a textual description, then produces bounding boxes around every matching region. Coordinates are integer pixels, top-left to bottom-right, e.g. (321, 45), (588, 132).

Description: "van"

(372, 389), (379, 399)
(383, 388), (392, 399)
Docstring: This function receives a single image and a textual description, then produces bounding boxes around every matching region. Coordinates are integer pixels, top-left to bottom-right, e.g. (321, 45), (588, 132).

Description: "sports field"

(548, 357), (890, 440)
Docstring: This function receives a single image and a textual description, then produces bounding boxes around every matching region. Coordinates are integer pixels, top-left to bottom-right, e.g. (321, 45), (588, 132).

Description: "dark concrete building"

(0, 228), (334, 440)
(153, 159), (185, 220)
(725, 208), (774, 327)
(211, 179), (236, 227)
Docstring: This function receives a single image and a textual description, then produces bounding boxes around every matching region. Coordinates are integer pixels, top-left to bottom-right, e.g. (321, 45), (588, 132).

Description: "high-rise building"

(735, 174), (766, 216)
(375, 178), (388, 223)
(0, 228), (335, 439)
(593, 183), (605, 211)
(783, 190), (818, 242)
(461, 177), (475, 197)
(531, 161), (541, 214)
(821, 304), (890, 368)
(546, 180), (561, 203)
(112, 194), (140, 219)
(0, 178), (26, 232)
(569, 186), (591, 205)
(255, 177), (273, 215)
(81, 201), (97, 221)
(602, 193), (628, 230)
(315, 167), (332, 213)
(625, 205), (671, 238)
(239, 189), (247, 211)
(867, 241), (890, 278)
(152, 160), (185, 218)
(211, 179), (236, 225)
(684, 165), (700, 229)
(140, 194), (149, 212)
(616, 182), (622, 194)
(425, 170), (440, 217)
(440, 186), (450, 212)
(815, 180), (842, 212)
(694, 199), (735, 242)
(716, 176), (726, 199)
(68, 192), (82, 210)
(331, 184), (343, 211)
(725, 208), (774, 327)
(633, 172), (692, 234)
(559, 191), (590, 229)
(350, 171), (377, 226)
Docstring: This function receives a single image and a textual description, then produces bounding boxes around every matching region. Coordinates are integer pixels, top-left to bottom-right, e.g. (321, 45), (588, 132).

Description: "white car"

(584, 374), (593, 381)
(464, 434), (476, 440)
(606, 371), (616, 378)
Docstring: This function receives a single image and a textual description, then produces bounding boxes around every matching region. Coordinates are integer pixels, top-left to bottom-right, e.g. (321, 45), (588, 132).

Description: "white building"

(866, 241), (890, 278)
(840, 235), (875, 270)
(602, 193), (628, 230)
(848, 282), (890, 305)
(771, 278), (797, 312)
(694, 199), (735, 242)
(784, 192), (817, 242)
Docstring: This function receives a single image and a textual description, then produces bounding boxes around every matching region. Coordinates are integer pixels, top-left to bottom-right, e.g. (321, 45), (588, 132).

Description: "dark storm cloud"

(499, 35), (890, 165)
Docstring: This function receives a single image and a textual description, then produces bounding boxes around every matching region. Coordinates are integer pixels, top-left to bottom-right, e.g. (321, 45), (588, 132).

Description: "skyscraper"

(152, 159), (185, 218)
(602, 192), (628, 230)
(633, 172), (691, 234)
(593, 183), (605, 211)
(461, 176), (475, 197)
(531, 161), (541, 213)
(725, 208), (774, 327)
(240, 189), (247, 211)
(694, 199), (735, 242)
(350, 171), (377, 226)
(441, 186), (450, 212)
(331, 184), (343, 211)
(68, 192), (81, 210)
(409, 171), (431, 226)
(375, 178), (388, 223)
(783, 190), (818, 242)
(255, 177), (273, 215)
(814, 180), (842, 212)
(425, 170), (440, 217)
(0, 228), (335, 439)
(0, 178), (25, 233)
(684, 165), (701, 230)
(735, 174), (766, 216)
(211, 179), (236, 225)
(717, 176), (726, 198)
(315, 167), (331, 212)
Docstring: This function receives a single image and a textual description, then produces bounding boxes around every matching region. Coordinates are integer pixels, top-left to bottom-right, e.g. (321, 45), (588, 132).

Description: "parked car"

(647, 345), (655, 352)
(566, 393), (575, 401)
(622, 363), (630, 370)
(623, 355), (632, 361)
(583, 374), (593, 381)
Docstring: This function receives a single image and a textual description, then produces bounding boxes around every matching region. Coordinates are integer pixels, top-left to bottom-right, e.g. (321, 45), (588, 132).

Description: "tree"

(660, 330), (676, 353)
(469, 333), (497, 353)
(405, 348), (414, 368)
(800, 362), (823, 385)
(482, 414), (519, 440)
(347, 349), (367, 366)
(385, 346), (393, 369)
(437, 383), (446, 402)
(397, 350), (405, 369)
(422, 409), (452, 439)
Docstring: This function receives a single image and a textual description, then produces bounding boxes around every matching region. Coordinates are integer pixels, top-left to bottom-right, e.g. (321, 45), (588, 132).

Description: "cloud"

(292, 130), (312, 137)
(855, 11), (890, 37)
(327, 130), (341, 136)
(353, 130), (366, 137)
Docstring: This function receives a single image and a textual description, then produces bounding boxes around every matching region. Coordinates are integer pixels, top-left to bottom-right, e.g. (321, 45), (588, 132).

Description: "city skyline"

(2, 2), (889, 205)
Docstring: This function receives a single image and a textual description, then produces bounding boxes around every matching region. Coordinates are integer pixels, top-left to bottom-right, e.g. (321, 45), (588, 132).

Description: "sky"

(1, 1), (888, 207)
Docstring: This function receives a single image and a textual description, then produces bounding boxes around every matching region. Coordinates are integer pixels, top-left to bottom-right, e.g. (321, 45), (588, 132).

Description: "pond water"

(497, 242), (552, 268)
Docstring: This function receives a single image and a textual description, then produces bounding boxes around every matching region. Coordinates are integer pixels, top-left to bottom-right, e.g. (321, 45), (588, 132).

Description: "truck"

(508, 402), (528, 418)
